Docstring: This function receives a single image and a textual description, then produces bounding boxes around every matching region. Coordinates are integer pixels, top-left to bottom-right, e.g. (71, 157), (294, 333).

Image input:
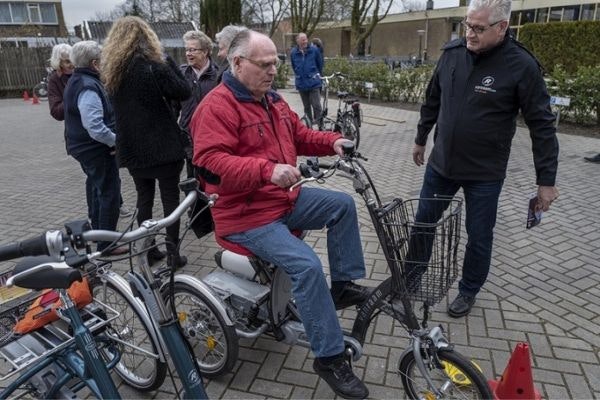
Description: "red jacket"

(191, 72), (341, 237)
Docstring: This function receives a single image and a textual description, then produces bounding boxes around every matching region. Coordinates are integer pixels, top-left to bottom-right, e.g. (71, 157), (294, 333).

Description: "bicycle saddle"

(11, 256), (82, 290)
(336, 91), (349, 98)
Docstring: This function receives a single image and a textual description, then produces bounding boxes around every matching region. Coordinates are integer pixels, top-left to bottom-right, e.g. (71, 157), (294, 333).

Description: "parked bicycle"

(301, 72), (362, 149)
(0, 180), (217, 399)
(194, 142), (492, 399)
(33, 67), (52, 101)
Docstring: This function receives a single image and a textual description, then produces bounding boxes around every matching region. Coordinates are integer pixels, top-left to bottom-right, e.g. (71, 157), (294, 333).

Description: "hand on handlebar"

(271, 164), (301, 189)
(333, 138), (354, 157)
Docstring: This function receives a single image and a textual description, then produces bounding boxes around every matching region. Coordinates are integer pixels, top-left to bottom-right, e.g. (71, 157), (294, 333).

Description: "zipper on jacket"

(262, 98), (287, 163)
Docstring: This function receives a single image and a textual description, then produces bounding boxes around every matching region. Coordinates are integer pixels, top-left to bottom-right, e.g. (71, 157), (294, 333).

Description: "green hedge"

(323, 58), (434, 103)
(548, 65), (600, 125)
(519, 21), (600, 74)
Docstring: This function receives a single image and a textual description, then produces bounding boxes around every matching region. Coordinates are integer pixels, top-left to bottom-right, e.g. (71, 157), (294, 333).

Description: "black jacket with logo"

(415, 33), (559, 186)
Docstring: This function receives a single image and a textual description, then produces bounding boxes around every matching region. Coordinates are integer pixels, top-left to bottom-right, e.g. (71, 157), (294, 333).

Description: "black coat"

(113, 55), (191, 170)
(416, 34), (559, 186)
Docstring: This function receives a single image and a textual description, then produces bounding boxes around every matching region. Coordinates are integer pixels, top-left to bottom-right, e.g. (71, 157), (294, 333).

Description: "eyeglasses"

(461, 19), (503, 34)
(185, 48), (204, 53)
(239, 56), (280, 70)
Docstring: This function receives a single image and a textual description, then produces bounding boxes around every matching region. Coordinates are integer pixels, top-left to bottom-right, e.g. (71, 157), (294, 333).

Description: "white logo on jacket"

(474, 76), (497, 94)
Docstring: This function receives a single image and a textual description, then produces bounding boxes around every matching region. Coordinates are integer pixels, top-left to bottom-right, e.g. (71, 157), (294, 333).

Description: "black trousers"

(129, 161), (183, 252)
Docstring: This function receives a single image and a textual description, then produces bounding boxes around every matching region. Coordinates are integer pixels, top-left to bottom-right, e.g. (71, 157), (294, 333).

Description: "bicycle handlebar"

(0, 234), (50, 262)
(0, 185), (215, 262)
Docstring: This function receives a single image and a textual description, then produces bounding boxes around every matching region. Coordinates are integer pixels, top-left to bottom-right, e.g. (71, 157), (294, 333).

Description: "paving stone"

(1, 94), (598, 398)
(277, 368), (319, 388)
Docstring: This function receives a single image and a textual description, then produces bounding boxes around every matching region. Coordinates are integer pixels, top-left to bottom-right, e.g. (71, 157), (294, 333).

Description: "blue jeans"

(227, 187), (366, 358)
(77, 151), (121, 251)
(415, 165), (503, 297)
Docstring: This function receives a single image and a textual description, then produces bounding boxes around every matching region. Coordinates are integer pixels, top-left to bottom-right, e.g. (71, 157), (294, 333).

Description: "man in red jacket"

(191, 30), (369, 399)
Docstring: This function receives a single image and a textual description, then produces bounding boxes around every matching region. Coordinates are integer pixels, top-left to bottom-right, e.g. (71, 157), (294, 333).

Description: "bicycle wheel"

(399, 347), (493, 399)
(341, 112), (360, 149)
(33, 83), (48, 100)
(91, 278), (167, 391)
(164, 282), (238, 378)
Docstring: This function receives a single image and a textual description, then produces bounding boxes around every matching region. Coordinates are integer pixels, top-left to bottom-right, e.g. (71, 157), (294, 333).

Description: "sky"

(60, 0), (458, 32)
(61, 0), (124, 30)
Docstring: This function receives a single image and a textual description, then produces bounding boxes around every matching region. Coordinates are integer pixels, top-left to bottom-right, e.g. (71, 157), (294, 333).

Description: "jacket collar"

(74, 66), (100, 79)
(222, 70), (281, 104)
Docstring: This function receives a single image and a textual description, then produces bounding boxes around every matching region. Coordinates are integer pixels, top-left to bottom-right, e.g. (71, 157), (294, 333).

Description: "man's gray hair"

(71, 40), (102, 68)
(226, 29), (253, 72)
(183, 30), (213, 52)
(49, 43), (72, 70)
(467, 0), (511, 23)
(216, 25), (248, 51)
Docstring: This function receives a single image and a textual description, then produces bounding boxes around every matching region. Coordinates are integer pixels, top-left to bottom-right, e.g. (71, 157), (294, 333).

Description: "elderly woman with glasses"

(47, 43), (74, 122)
(102, 16), (191, 268)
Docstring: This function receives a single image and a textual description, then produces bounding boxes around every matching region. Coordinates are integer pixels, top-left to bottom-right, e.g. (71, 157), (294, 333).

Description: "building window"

(27, 3), (40, 23)
(521, 9), (536, 24)
(0, 2), (57, 24)
(40, 3), (57, 23)
(580, 3), (595, 20)
(562, 5), (580, 21)
(536, 7), (549, 23)
(549, 7), (563, 21)
(510, 11), (520, 26)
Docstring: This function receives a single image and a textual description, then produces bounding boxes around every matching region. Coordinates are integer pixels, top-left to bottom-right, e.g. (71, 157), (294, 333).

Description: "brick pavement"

(0, 91), (599, 399)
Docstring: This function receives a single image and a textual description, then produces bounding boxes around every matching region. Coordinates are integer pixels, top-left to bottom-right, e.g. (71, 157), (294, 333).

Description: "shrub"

(547, 65), (600, 125)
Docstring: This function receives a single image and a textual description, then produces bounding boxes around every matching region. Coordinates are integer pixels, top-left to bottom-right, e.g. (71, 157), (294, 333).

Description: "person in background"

(177, 30), (219, 178)
(48, 43), (132, 218)
(102, 16), (191, 268)
(290, 32), (323, 127)
(311, 37), (324, 64)
(412, 0), (559, 318)
(48, 43), (74, 123)
(63, 41), (124, 255)
(215, 24), (248, 82)
(192, 30), (370, 399)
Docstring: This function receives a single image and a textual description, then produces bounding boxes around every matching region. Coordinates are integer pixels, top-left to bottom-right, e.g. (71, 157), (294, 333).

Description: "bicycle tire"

(399, 347), (493, 399)
(163, 281), (238, 378)
(33, 83), (48, 100)
(91, 278), (167, 391)
(341, 112), (360, 149)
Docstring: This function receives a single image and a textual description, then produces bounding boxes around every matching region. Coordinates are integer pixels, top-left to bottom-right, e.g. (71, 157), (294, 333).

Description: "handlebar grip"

(0, 233), (49, 262)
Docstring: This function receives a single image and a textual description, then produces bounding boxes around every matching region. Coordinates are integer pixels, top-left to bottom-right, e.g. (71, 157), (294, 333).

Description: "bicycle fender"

(99, 271), (167, 362)
(168, 274), (235, 326)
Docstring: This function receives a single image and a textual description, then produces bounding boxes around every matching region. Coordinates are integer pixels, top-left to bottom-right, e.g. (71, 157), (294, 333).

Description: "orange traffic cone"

(23, 91), (30, 101)
(32, 95), (40, 105)
(488, 342), (541, 400)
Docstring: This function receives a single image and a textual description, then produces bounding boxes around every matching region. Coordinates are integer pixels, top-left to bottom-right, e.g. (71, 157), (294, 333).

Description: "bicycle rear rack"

(0, 299), (119, 381)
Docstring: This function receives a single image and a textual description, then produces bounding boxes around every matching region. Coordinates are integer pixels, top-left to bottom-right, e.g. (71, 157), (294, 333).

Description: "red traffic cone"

(488, 342), (541, 400)
(32, 95), (40, 105)
(23, 90), (30, 101)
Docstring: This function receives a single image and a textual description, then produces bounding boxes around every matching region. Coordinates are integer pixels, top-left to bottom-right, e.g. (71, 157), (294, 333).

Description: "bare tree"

(321, 0), (353, 21)
(290, 0), (325, 37)
(350, 0), (394, 55)
(242, 0), (289, 37)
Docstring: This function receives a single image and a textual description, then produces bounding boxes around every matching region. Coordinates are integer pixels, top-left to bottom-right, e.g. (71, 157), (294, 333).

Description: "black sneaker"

(313, 357), (369, 399)
(447, 293), (476, 318)
(147, 247), (166, 265)
(330, 282), (373, 310)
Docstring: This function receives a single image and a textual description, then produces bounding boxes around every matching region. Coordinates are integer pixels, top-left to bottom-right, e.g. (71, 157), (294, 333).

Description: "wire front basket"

(374, 197), (462, 305)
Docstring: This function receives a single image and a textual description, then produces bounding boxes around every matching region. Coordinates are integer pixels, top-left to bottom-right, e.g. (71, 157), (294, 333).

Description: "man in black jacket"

(412, 0), (559, 317)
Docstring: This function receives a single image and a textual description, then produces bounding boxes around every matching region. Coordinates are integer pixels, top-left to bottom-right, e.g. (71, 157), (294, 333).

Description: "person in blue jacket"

(290, 33), (323, 126)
